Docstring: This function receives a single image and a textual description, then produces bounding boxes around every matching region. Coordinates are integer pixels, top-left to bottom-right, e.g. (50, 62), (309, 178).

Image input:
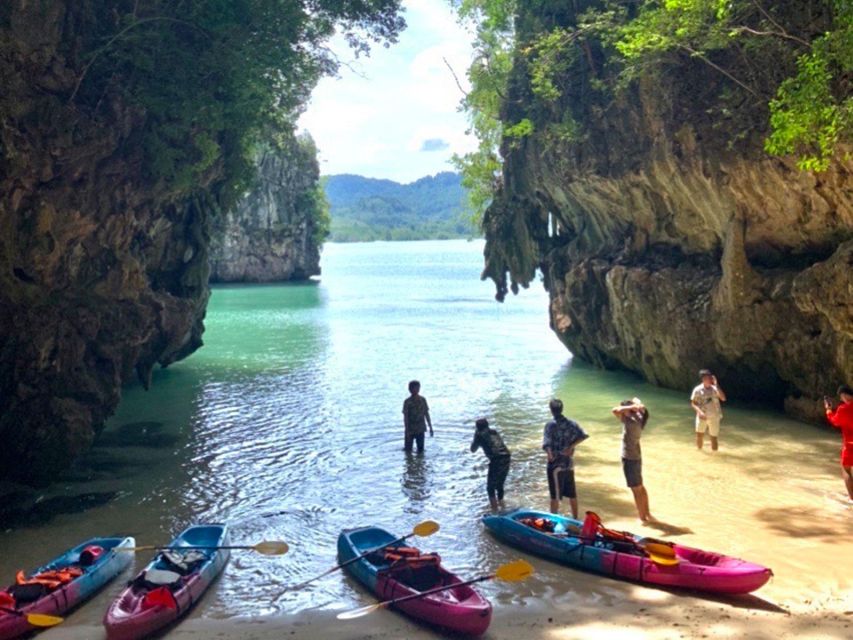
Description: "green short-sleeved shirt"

(403, 395), (430, 435)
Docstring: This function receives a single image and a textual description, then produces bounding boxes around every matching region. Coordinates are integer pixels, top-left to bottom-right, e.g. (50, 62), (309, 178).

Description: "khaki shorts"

(695, 415), (721, 437)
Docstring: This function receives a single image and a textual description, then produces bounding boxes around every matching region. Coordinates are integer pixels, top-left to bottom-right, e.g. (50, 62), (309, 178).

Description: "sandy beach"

(35, 561), (853, 640)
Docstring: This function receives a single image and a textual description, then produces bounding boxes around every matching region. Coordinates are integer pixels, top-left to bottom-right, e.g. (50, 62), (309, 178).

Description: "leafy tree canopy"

(69, 0), (405, 204)
(452, 0), (851, 212)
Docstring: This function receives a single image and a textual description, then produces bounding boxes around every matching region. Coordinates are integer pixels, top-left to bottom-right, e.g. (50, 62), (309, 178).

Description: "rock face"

(0, 3), (211, 485)
(483, 8), (852, 419)
(209, 137), (323, 283)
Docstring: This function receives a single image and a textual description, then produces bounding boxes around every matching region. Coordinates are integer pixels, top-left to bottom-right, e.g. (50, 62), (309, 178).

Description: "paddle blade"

(253, 541), (290, 556)
(337, 603), (382, 620)
(412, 520), (440, 537)
(25, 613), (64, 627)
(494, 559), (535, 582)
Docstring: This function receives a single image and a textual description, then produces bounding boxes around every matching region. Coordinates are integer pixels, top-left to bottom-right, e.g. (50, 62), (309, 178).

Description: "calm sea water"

(1, 239), (849, 626)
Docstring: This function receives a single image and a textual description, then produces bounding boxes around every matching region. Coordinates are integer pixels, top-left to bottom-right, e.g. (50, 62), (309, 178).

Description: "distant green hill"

(323, 172), (478, 242)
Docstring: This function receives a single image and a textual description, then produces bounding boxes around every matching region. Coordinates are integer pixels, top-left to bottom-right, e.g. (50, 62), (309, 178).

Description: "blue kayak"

(104, 524), (229, 640)
(0, 536), (135, 639)
(484, 509), (772, 594)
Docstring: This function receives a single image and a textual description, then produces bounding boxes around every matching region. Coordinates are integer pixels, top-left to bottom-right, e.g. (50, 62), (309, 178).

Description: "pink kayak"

(0, 537), (134, 640)
(484, 509), (772, 594)
(104, 524), (229, 640)
(337, 526), (492, 636)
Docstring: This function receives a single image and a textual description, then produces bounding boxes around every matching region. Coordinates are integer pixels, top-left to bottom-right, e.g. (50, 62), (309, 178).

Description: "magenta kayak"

(337, 526), (492, 636)
(103, 524), (229, 640)
(484, 509), (773, 595)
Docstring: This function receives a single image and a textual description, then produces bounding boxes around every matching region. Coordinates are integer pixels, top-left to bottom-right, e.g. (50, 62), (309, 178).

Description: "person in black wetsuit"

(470, 418), (512, 511)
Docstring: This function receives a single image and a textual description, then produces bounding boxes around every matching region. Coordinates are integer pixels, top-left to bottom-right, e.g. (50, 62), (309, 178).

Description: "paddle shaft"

(287, 533), (413, 590)
(378, 574), (493, 609)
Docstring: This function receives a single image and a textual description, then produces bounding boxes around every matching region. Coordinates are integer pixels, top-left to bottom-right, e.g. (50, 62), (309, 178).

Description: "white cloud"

(296, 0), (476, 183)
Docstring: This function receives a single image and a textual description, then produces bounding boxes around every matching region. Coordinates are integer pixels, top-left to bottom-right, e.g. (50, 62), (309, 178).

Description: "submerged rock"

(209, 135), (324, 283)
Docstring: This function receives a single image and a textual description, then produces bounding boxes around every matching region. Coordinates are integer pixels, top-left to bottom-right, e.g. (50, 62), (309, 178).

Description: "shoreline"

(40, 580), (853, 640)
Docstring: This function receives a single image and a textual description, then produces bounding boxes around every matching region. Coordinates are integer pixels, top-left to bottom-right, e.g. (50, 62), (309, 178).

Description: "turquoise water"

(0, 239), (849, 625)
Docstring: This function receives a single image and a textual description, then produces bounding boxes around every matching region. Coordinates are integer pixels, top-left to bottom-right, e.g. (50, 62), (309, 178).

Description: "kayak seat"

(160, 550), (207, 575)
(389, 563), (443, 592)
(131, 568), (182, 590)
(6, 583), (46, 604)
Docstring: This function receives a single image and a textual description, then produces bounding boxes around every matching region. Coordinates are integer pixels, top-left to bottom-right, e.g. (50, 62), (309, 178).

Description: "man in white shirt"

(691, 369), (727, 451)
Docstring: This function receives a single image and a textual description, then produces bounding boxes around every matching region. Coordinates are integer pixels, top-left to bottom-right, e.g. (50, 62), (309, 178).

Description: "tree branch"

(69, 16), (210, 104)
(443, 56), (469, 97)
(678, 44), (762, 99)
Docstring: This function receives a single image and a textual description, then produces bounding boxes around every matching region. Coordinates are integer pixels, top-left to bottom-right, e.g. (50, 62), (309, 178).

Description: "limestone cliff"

(483, 3), (852, 419)
(0, 3), (211, 485)
(209, 136), (324, 283)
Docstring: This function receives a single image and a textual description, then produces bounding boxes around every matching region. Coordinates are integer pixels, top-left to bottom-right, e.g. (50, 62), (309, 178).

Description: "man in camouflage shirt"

(403, 380), (433, 453)
(543, 398), (589, 517)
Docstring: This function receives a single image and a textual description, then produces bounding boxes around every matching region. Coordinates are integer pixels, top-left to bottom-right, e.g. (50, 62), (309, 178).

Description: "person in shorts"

(402, 380), (433, 453)
(542, 398), (589, 517)
(470, 418), (512, 511)
(691, 369), (726, 451)
(612, 397), (652, 522)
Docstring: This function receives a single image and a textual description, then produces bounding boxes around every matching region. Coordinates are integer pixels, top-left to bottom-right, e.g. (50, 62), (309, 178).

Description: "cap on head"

(549, 398), (563, 414)
(475, 418), (489, 430)
(699, 369), (713, 379)
(408, 380), (421, 393)
(838, 384), (853, 397)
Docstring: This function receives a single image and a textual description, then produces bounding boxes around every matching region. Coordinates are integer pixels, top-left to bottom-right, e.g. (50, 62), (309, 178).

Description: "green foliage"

(454, 0), (852, 219)
(450, 0), (517, 224)
(765, 5), (853, 171)
(324, 172), (477, 242)
(71, 0), (405, 204)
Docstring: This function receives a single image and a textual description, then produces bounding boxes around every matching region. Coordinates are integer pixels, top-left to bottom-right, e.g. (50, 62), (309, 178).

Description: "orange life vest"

(15, 567), (83, 591)
(384, 547), (440, 568)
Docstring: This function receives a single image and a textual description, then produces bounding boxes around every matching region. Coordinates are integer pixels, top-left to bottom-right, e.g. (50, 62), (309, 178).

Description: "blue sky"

(297, 0), (477, 183)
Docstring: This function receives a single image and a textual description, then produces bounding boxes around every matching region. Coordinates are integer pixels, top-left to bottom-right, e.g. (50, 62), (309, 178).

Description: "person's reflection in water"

(401, 452), (431, 511)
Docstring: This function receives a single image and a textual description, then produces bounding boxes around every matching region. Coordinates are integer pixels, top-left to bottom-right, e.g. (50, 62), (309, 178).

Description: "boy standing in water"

(612, 398), (653, 522)
(470, 418), (512, 511)
(824, 385), (853, 501)
(543, 398), (589, 517)
(402, 380), (433, 453)
(691, 369), (726, 451)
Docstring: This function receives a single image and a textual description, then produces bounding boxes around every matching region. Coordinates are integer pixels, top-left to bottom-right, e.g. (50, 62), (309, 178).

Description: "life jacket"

(519, 517), (556, 533)
(0, 591), (15, 609)
(141, 586), (178, 611)
(582, 511), (639, 550)
(384, 547), (440, 569)
(15, 567), (83, 591)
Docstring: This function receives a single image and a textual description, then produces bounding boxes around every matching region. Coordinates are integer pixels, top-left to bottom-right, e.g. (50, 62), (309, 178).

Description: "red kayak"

(103, 524), (229, 640)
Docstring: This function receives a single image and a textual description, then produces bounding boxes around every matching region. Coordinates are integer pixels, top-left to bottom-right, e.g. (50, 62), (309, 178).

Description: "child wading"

(691, 369), (726, 450)
(402, 380), (433, 453)
(470, 418), (511, 511)
(612, 398), (653, 522)
(543, 398), (589, 517)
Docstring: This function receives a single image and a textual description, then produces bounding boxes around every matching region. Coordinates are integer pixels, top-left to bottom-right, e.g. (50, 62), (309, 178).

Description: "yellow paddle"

(122, 541), (289, 556)
(337, 559), (534, 620)
(285, 520), (439, 591)
(0, 606), (64, 628)
(638, 540), (679, 566)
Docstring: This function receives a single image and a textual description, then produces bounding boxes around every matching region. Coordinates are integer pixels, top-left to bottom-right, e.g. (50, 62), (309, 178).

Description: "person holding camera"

(691, 369), (727, 451)
(824, 385), (853, 501)
(612, 397), (653, 522)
